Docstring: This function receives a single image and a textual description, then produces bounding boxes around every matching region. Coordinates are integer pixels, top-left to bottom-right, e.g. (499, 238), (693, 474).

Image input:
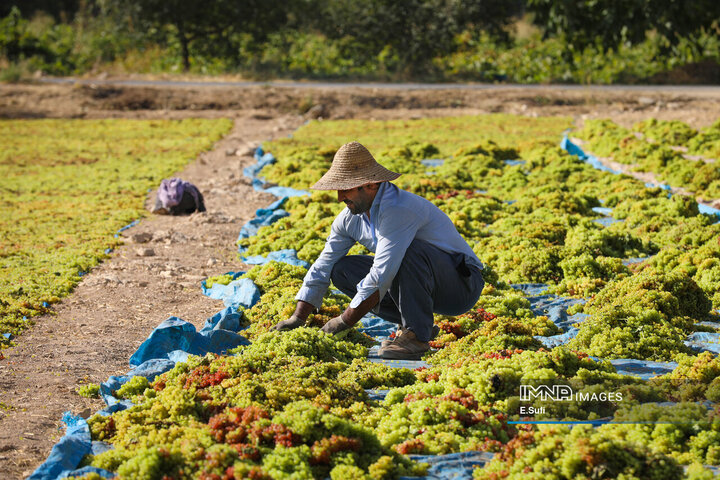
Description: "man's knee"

(331, 255), (373, 293)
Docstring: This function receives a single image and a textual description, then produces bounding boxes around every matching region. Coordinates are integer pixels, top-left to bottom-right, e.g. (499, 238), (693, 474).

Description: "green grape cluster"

(428, 312), (560, 364)
(649, 352), (720, 402)
(85, 329), (423, 478)
(371, 388), (515, 455)
(475, 424), (685, 480)
(567, 268), (713, 360)
(238, 192), (344, 263)
(687, 119), (720, 160)
(633, 119), (698, 145)
(237, 262), (374, 346)
(576, 118), (720, 200)
(550, 254), (630, 297)
(603, 403), (720, 466)
(75, 383), (101, 398)
(234, 328), (368, 364)
(203, 273), (236, 289)
(580, 267), (711, 320)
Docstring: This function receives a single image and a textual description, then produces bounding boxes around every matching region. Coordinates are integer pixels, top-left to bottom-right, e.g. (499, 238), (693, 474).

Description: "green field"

(0, 118), (232, 343)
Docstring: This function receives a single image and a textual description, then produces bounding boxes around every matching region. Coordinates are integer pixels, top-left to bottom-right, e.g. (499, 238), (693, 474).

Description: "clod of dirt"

(152, 230), (170, 242)
(237, 146), (255, 157)
(136, 247), (156, 257)
(170, 232), (188, 244)
(130, 232), (153, 244)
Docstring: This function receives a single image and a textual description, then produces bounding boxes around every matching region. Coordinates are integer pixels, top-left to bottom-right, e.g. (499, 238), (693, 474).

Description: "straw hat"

(311, 141), (401, 190)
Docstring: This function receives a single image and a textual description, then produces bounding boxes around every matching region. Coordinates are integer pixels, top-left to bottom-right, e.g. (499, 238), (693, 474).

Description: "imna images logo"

(519, 384), (623, 402)
(519, 384), (573, 402)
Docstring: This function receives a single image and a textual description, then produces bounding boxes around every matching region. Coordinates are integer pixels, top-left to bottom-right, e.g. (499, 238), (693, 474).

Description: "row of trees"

(2, 0), (719, 74)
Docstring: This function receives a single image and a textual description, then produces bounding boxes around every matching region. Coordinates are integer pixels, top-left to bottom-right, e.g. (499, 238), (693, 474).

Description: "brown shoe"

(378, 330), (430, 360)
(381, 325), (439, 349)
(381, 327), (407, 349)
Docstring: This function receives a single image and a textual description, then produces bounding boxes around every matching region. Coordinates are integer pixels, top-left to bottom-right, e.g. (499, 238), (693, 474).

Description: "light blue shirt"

(295, 182), (483, 309)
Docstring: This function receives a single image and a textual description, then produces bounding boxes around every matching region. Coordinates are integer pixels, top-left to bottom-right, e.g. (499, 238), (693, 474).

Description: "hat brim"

(311, 166), (401, 190)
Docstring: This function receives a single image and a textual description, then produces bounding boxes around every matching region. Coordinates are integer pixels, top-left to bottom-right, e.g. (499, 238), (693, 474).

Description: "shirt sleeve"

(350, 205), (420, 308)
(295, 214), (356, 308)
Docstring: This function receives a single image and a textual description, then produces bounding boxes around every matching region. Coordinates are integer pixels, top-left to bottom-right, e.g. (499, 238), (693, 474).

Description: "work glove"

(321, 315), (352, 336)
(272, 315), (305, 331)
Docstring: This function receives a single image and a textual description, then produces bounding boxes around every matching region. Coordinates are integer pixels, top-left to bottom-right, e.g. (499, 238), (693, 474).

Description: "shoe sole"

(378, 349), (428, 361)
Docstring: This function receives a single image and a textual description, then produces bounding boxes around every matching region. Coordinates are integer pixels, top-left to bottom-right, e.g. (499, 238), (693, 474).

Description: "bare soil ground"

(0, 81), (719, 478)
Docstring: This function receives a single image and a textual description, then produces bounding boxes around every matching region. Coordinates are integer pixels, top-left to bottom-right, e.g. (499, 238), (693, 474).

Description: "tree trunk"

(177, 20), (190, 72)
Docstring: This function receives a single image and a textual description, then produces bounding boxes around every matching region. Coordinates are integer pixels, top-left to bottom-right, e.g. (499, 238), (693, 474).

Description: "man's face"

(337, 185), (375, 215)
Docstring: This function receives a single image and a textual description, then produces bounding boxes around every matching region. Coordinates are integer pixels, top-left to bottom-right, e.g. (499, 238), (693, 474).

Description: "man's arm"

(274, 214), (356, 331)
(320, 290), (380, 334)
(350, 206), (419, 309)
(294, 214), (356, 308)
(342, 290), (380, 324)
(291, 300), (316, 321)
(322, 206), (420, 336)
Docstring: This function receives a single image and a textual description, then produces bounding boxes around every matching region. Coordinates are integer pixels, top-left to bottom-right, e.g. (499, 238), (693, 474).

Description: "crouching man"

(273, 141), (485, 360)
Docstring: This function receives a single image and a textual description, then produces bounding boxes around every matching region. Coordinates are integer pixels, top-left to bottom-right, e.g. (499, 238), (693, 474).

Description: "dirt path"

(0, 111), (304, 478)
(0, 83), (718, 478)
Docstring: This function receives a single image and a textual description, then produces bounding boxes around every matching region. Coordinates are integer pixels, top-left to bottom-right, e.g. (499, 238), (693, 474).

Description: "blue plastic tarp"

(201, 306), (244, 333)
(129, 317), (250, 367)
(608, 359), (678, 380)
(510, 283), (548, 296)
(243, 146), (309, 199)
(420, 159), (445, 167)
(28, 413), (92, 480)
(62, 466), (115, 479)
(368, 345), (430, 370)
(202, 277), (261, 310)
(623, 256), (653, 266)
(402, 451), (496, 480)
(243, 148), (277, 178)
(238, 208), (289, 240)
(686, 332), (720, 354)
(536, 327), (580, 348)
(256, 196), (289, 216)
(259, 184), (309, 198)
(561, 137), (623, 175)
(357, 314), (398, 340)
(100, 375), (133, 407)
(593, 217), (622, 227)
(508, 287), (588, 348)
(591, 207), (613, 216)
(698, 202), (720, 220)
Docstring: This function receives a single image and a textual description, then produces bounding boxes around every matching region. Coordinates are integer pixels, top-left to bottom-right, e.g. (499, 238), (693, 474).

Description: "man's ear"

(367, 182), (381, 191)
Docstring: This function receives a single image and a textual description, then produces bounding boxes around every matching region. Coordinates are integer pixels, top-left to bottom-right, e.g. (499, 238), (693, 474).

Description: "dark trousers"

(330, 238), (484, 342)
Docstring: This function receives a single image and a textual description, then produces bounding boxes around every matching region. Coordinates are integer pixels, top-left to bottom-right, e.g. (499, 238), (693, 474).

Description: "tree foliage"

(98, 0), (292, 71)
(1, 0), (718, 78)
(317, 0), (521, 74)
(527, 0), (720, 56)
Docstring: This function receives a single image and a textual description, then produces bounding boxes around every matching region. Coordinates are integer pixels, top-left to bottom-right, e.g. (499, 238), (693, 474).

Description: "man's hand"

(321, 315), (352, 335)
(272, 315), (306, 331)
